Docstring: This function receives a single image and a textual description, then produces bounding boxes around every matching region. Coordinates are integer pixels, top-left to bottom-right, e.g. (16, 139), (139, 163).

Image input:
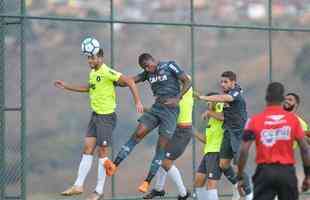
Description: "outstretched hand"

(54, 80), (66, 89)
(135, 102), (144, 113)
(193, 91), (202, 100)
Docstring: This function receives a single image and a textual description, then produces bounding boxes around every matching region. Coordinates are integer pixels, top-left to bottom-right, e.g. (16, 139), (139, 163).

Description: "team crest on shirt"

(260, 126), (291, 147)
(96, 76), (101, 82)
(155, 159), (162, 165)
(159, 69), (165, 75)
(232, 91), (239, 97)
(265, 115), (287, 125)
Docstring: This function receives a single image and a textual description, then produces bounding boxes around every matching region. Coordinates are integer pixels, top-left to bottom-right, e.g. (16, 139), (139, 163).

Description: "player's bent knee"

(83, 147), (95, 155)
(194, 173), (206, 187)
(219, 159), (231, 170)
(134, 124), (149, 141)
(162, 159), (173, 171)
(133, 132), (144, 141)
(98, 146), (109, 157)
(207, 180), (218, 189)
(158, 135), (170, 147)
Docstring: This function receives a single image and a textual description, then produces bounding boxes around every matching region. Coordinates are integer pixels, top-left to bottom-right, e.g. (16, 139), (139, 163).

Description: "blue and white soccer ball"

(81, 37), (100, 56)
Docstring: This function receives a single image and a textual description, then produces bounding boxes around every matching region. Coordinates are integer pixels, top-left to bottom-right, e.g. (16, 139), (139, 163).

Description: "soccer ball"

(81, 37), (100, 56)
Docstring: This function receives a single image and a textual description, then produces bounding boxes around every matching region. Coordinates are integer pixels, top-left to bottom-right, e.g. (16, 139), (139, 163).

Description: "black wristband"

(303, 165), (310, 176)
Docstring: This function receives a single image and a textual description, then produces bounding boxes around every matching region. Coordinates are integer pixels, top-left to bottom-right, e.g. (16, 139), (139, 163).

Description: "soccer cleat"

(143, 189), (166, 199)
(177, 191), (191, 200)
(138, 181), (150, 193)
(103, 159), (117, 176)
(86, 191), (103, 200)
(61, 185), (83, 196)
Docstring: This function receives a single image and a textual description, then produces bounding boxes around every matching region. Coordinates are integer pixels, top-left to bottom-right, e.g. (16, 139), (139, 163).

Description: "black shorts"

(138, 102), (179, 138)
(197, 152), (222, 180)
(253, 164), (298, 200)
(164, 127), (192, 160)
(86, 112), (117, 146)
(219, 129), (242, 163)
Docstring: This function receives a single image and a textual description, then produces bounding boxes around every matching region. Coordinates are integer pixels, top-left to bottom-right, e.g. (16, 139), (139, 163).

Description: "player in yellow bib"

(143, 87), (193, 200)
(54, 47), (143, 200)
(194, 92), (224, 200)
(283, 93), (310, 146)
(194, 92), (245, 200)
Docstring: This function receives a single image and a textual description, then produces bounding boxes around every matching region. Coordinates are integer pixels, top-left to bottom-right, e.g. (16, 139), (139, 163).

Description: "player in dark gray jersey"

(195, 71), (253, 200)
(104, 53), (191, 197)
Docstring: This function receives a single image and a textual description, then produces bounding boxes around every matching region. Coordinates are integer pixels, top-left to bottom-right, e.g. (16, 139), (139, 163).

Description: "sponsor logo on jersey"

(260, 126), (291, 147)
(159, 69), (165, 75)
(232, 91), (239, 97)
(149, 75), (168, 83)
(265, 115), (287, 125)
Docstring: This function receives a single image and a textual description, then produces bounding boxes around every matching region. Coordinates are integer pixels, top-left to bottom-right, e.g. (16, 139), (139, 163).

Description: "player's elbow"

(126, 77), (136, 88)
(184, 78), (192, 87)
(121, 75), (135, 87)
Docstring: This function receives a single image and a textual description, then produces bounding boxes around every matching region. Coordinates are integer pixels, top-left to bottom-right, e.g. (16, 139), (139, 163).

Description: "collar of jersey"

(264, 105), (283, 112)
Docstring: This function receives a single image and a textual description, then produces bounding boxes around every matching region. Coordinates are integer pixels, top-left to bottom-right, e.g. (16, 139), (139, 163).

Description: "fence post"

(0, 0), (6, 199)
(20, 0), (27, 200)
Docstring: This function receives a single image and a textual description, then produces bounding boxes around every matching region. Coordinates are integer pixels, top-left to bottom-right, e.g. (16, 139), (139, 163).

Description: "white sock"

(245, 192), (253, 200)
(232, 184), (240, 200)
(155, 167), (167, 191)
(196, 187), (208, 200)
(95, 157), (108, 195)
(207, 189), (219, 200)
(73, 154), (93, 187)
(167, 165), (187, 197)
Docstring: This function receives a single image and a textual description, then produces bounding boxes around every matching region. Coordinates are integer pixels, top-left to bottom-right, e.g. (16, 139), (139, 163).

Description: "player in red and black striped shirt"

(237, 82), (310, 200)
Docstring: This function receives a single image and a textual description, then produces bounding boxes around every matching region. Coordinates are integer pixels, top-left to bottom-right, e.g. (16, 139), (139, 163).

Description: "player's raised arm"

(115, 72), (146, 87)
(163, 62), (192, 107)
(205, 110), (224, 121)
(54, 80), (89, 93)
(196, 94), (233, 103)
(117, 75), (144, 113)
